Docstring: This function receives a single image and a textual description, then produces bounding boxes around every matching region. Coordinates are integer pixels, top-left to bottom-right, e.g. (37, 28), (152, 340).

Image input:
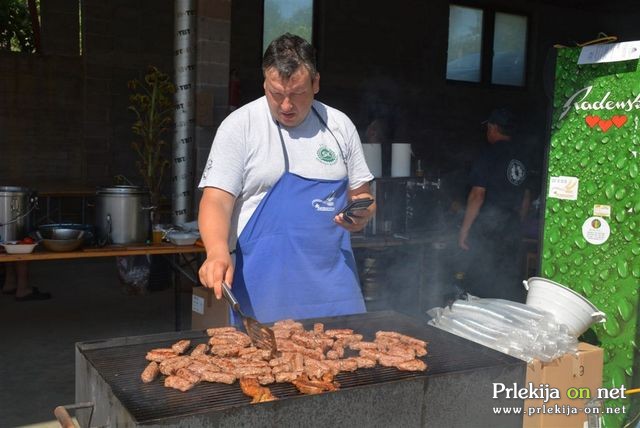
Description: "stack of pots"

(95, 185), (152, 245)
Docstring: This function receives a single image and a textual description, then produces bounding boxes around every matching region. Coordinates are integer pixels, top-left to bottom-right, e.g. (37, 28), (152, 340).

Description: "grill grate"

(80, 311), (520, 424)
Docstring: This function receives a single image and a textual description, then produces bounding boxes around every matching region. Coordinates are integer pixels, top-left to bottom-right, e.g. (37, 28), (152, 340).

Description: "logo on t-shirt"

(507, 159), (527, 186)
(202, 159), (213, 180)
(316, 146), (338, 165)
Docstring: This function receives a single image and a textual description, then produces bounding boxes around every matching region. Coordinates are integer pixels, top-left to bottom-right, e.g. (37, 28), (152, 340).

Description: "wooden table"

(0, 243), (206, 330)
(0, 243), (204, 262)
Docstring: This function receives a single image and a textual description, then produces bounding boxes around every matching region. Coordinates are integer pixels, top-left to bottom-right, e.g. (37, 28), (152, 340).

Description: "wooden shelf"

(0, 243), (205, 262)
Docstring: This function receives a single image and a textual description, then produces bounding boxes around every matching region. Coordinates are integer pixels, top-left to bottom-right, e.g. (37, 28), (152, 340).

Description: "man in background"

(458, 108), (531, 302)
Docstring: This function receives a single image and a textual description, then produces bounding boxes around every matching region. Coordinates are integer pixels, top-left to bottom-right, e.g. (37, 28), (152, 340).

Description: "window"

(263, 0), (314, 53)
(446, 6), (483, 83)
(492, 13), (527, 86)
(446, 5), (528, 87)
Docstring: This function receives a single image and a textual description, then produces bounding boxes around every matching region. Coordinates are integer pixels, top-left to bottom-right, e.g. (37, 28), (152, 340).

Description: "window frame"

(446, 3), (531, 89)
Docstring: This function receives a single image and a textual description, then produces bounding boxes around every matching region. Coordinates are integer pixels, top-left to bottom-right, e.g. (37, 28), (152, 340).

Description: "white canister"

(362, 143), (382, 177)
(391, 143), (412, 177)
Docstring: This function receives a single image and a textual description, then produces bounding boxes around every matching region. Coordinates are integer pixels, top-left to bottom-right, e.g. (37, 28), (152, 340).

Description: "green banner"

(542, 47), (640, 427)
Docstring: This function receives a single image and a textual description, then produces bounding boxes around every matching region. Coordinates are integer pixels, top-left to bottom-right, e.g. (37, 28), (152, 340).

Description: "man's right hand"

(199, 250), (234, 300)
(198, 187), (236, 299)
(458, 229), (470, 251)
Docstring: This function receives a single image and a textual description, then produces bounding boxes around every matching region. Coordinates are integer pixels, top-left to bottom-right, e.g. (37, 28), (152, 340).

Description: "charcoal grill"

(75, 311), (525, 427)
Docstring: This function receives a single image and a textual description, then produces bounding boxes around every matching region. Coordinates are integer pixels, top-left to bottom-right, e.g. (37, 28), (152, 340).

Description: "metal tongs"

(222, 282), (278, 358)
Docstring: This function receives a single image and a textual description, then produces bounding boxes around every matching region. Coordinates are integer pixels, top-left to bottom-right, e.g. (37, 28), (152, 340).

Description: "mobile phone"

(338, 198), (374, 224)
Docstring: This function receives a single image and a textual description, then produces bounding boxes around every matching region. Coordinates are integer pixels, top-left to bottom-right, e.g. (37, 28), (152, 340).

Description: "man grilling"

(198, 33), (375, 324)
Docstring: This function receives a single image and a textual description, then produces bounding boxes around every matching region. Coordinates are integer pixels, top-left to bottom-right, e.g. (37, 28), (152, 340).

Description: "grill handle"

(54, 402), (95, 428)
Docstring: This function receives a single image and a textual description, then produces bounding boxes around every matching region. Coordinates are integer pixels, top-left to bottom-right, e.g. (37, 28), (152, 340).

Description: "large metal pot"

(95, 186), (152, 245)
(0, 186), (33, 242)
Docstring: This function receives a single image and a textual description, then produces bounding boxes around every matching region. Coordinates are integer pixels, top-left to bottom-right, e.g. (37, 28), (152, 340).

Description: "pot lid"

(96, 185), (149, 195)
(0, 186), (31, 194)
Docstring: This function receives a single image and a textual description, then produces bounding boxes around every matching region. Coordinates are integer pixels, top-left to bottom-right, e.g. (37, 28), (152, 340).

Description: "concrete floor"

(0, 257), (190, 427)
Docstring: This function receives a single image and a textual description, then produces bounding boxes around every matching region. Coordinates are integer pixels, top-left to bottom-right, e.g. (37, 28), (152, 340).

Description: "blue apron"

(230, 108), (366, 325)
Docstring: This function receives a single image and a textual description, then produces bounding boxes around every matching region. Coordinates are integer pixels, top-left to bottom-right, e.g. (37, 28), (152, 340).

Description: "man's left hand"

(334, 191), (375, 232)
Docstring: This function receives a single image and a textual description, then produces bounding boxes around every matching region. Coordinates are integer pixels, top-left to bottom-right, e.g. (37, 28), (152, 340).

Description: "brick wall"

(0, 0), (174, 195)
(82, 0), (174, 190)
(194, 0), (232, 200)
(0, 53), (82, 189)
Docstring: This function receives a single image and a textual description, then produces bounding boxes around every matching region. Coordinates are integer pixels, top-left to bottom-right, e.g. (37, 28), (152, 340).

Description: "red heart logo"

(612, 115), (627, 128)
(598, 119), (613, 132)
(585, 116), (600, 128)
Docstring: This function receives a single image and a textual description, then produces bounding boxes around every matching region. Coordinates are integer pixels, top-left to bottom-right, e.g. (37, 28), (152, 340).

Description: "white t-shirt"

(199, 96), (373, 247)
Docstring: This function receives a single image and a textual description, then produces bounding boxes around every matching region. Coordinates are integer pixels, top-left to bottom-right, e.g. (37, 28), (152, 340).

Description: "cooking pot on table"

(95, 186), (152, 245)
(0, 186), (36, 242)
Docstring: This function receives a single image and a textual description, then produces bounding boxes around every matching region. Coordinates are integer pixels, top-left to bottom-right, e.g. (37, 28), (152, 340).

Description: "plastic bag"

(116, 255), (150, 295)
(427, 295), (579, 362)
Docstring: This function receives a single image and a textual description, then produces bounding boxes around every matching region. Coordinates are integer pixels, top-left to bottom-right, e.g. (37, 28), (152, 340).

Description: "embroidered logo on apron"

(316, 146), (338, 165)
(311, 191), (336, 212)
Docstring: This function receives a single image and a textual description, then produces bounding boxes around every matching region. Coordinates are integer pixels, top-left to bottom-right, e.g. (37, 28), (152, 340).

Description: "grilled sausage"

(200, 370), (236, 384)
(140, 361), (160, 383)
(171, 339), (191, 354)
(396, 359), (427, 372)
(206, 326), (237, 336)
(190, 343), (208, 357)
(145, 349), (177, 362)
(176, 367), (200, 384)
(164, 375), (195, 392)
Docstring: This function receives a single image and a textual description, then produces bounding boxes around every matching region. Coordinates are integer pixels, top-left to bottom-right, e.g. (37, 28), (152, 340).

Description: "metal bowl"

(37, 229), (85, 252)
(38, 224), (95, 245)
(41, 238), (84, 252)
(38, 228), (85, 240)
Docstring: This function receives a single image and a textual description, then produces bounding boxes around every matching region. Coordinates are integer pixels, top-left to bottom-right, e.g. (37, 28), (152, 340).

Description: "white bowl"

(166, 232), (198, 246)
(1, 241), (39, 254)
(523, 277), (606, 337)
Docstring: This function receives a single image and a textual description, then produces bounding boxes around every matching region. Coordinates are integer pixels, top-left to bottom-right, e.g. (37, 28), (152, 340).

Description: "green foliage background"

(263, 0), (313, 53)
(0, 0), (38, 53)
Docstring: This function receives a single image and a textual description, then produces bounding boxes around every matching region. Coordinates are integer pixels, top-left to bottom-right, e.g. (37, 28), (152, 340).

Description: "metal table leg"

(173, 254), (181, 331)
(163, 253), (200, 331)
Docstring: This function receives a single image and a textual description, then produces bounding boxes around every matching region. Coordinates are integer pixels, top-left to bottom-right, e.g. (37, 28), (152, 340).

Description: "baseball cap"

(483, 107), (517, 133)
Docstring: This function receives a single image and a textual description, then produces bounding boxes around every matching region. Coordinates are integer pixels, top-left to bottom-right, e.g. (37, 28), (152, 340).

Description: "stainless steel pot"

(95, 186), (152, 245)
(0, 186), (33, 242)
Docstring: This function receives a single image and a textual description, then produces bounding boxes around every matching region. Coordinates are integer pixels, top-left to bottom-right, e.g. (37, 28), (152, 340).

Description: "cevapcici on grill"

(141, 320), (428, 401)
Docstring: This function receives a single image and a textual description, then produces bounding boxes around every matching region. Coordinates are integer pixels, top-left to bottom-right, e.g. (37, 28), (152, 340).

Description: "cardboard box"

(191, 286), (229, 330)
(523, 342), (603, 428)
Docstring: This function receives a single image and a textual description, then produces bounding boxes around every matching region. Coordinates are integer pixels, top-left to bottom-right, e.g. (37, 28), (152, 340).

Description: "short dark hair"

(262, 33), (317, 80)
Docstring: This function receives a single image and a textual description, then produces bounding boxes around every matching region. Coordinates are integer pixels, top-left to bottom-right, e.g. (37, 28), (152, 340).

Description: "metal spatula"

(222, 282), (278, 358)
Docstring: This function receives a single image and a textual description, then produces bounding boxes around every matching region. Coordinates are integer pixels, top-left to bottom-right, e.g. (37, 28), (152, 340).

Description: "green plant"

(127, 66), (175, 212)
(0, 0), (38, 52)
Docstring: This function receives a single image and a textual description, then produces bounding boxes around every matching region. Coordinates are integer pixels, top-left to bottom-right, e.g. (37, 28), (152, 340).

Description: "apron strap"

(311, 106), (348, 167)
(275, 123), (291, 172)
